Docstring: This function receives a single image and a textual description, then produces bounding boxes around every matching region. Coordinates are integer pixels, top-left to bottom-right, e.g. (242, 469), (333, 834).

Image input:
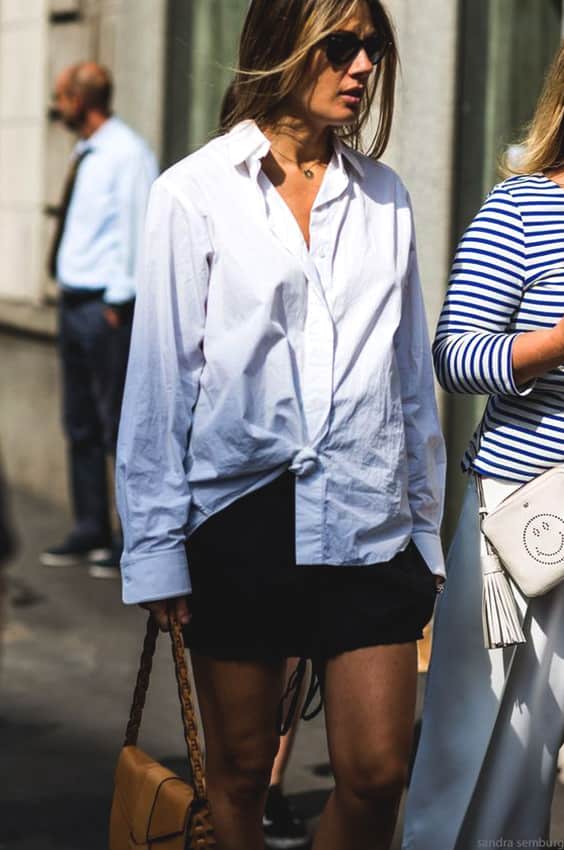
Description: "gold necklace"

(270, 145), (329, 180)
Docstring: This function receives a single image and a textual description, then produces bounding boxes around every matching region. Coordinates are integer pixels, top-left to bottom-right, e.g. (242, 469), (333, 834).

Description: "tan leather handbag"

(109, 612), (215, 849)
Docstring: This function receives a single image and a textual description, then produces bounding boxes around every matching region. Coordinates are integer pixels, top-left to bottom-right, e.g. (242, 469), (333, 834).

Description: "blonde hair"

(502, 42), (564, 177)
(220, 0), (397, 159)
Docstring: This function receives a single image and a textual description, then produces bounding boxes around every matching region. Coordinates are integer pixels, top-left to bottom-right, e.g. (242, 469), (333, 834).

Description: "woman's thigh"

(323, 643), (418, 789)
(192, 654), (286, 777)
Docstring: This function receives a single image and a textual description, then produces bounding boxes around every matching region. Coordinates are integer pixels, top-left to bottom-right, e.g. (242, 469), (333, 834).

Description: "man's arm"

(104, 147), (158, 309)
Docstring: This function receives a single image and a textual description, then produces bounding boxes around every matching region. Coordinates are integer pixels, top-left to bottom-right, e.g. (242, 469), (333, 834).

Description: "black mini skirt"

(183, 471), (437, 663)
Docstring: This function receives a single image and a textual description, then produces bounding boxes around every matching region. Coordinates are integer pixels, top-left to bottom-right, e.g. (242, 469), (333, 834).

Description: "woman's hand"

(140, 595), (192, 631)
(104, 306), (121, 328)
(512, 322), (564, 386)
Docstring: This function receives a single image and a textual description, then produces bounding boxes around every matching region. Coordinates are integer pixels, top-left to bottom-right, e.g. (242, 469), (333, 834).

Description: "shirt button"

(318, 247), (327, 259)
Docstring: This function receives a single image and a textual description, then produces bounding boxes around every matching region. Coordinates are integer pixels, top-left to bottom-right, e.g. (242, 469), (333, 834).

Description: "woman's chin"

(322, 111), (359, 128)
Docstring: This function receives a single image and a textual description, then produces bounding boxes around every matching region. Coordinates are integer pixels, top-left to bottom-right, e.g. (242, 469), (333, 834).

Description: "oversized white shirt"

(116, 120), (446, 605)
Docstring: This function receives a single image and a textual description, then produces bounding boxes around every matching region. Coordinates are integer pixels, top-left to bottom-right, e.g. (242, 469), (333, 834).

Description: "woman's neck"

(545, 165), (564, 187)
(264, 116), (332, 167)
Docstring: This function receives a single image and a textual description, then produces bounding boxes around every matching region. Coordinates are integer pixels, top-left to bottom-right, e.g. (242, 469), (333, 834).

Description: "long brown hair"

(503, 42), (564, 176)
(220, 0), (397, 159)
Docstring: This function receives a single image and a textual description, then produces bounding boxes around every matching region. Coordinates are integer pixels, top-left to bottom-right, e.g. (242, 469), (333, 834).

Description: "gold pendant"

(304, 168), (315, 179)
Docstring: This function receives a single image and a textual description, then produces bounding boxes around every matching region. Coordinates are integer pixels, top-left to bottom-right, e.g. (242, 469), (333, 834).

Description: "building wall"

(110, 0), (167, 156)
(383, 0), (460, 341)
(0, 0), (48, 304)
(0, 0), (168, 512)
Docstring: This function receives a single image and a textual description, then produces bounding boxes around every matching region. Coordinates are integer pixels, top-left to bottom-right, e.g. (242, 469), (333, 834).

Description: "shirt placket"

(259, 179), (337, 456)
(299, 162), (351, 451)
(292, 204), (336, 563)
(300, 208), (335, 450)
(256, 159), (349, 563)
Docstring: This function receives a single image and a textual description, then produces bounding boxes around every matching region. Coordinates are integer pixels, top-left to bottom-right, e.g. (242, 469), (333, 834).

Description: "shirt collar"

(333, 135), (365, 180)
(227, 119), (365, 182)
(74, 115), (118, 156)
(227, 120), (272, 180)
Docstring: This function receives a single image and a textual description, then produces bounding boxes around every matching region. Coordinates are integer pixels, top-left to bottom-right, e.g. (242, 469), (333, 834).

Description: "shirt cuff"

(503, 333), (537, 397)
(103, 281), (136, 305)
(120, 547), (192, 604)
(411, 530), (445, 578)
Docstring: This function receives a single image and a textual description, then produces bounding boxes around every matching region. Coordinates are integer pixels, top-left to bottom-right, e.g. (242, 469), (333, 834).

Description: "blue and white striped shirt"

(433, 174), (564, 482)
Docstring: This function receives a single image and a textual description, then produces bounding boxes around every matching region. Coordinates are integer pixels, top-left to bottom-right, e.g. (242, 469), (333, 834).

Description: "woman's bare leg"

(192, 653), (286, 850)
(269, 657), (303, 788)
(312, 643), (418, 850)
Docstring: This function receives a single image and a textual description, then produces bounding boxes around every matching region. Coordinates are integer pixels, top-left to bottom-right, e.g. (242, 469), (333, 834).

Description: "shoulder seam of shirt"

(501, 183), (528, 268)
(156, 175), (209, 220)
(488, 182), (526, 240)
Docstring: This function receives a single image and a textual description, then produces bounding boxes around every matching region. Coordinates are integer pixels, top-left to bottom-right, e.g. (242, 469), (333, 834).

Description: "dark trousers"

(59, 294), (133, 542)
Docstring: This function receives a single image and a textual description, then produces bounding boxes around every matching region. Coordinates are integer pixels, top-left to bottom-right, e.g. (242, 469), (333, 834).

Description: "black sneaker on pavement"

(88, 547), (121, 580)
(263, 785), (310, 849)
(40, 534), (111, 568)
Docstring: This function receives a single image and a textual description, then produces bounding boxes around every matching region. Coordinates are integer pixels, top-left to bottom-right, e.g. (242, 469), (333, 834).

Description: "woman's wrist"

(512, 326), (564, 385)
(140, 596), (192, 631)
(550, 321), (564, 358)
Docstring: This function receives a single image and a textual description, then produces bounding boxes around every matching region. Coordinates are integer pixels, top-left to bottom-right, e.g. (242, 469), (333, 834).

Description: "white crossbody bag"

(476, 465), (564, 649)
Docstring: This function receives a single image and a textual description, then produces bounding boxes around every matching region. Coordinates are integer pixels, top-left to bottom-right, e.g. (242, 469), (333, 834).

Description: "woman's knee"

(210, 733), (280, 805)
(333, 751), (408, 807)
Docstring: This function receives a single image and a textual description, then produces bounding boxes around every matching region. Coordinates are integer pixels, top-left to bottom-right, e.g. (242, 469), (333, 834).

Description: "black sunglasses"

(322, 31), (390, 68)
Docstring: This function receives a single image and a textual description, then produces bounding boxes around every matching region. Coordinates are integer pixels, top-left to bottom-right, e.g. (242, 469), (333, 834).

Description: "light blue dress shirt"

(116, 120), (446, 605)
(56, 116), (158, 304)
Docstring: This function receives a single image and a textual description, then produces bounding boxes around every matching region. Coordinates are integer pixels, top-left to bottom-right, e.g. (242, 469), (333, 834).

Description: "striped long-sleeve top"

(433, 174), (564, 482)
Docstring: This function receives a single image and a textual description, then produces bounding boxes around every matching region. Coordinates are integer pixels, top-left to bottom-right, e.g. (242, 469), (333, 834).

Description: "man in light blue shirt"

(41, 62), (158, 577)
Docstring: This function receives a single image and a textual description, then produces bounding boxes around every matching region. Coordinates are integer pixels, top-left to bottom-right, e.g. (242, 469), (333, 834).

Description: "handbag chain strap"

(168, 611), (208, 801)
(123, 610), (207, 801)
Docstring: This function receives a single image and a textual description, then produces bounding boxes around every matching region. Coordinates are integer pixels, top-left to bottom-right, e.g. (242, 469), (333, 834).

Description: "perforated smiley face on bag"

(523, 514), (564, 566)
(481, 465), (564, 599)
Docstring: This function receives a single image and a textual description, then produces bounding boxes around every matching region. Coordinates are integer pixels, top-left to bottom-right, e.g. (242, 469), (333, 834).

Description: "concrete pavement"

(2, 486), (564, 849)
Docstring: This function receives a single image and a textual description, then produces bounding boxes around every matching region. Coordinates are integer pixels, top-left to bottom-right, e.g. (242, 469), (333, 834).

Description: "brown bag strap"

(168, 611), (207, 801)
(123, 610), (207, 801)
(124, 612), (159, 748)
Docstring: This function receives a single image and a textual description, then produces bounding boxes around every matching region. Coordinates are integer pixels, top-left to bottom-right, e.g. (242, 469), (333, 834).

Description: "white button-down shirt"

(116, 120), (446, 605)
(56, 116), (158, 304)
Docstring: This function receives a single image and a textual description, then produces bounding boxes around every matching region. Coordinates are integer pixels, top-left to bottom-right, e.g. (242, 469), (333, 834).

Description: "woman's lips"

(340, 91), (363, 106)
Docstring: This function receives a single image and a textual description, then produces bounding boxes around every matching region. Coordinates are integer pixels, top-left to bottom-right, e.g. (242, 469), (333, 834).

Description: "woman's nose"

(349, 48), (374, 75)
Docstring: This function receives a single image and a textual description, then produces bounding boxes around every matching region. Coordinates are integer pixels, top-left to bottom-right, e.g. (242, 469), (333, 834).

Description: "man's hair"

(68, 62), (113, 114)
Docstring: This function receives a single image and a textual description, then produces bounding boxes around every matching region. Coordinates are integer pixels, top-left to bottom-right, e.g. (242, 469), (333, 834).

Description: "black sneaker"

(88, 546), (121, 579)
(263, 786), (310, 849)
(40, 533), (112, 568)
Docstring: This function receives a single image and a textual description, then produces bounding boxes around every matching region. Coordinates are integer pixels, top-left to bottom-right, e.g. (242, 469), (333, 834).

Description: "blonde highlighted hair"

(503, 42), (564, 176)
(220, 0), (398, 159)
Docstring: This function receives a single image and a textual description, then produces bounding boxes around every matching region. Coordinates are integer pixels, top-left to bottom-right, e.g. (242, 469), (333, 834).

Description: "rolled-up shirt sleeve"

(395, 221), (446, 577)
(116, 178), (211, 604)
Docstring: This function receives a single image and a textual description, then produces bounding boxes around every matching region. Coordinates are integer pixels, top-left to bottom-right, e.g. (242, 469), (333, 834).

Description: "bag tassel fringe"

(481, 553), (526, 649)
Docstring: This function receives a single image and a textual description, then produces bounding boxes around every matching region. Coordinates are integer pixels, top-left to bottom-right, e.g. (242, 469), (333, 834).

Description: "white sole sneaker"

(88, 564), (121, 579)
(40, 547), (111, 567)
(264, 836), (311, 849)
